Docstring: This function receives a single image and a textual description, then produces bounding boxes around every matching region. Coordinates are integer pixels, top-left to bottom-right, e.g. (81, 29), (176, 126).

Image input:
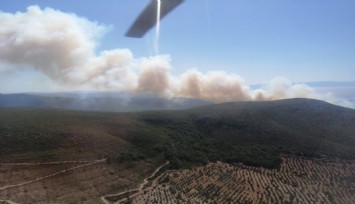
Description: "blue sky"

(1, 0), (355, 84)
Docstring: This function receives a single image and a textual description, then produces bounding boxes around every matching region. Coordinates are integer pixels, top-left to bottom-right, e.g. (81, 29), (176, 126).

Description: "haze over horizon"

(0, 1), (354, 108)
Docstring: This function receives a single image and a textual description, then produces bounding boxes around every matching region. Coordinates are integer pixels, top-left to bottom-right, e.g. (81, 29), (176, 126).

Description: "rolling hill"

(1, 98), (354, 169)
(0, 92), (213, 112)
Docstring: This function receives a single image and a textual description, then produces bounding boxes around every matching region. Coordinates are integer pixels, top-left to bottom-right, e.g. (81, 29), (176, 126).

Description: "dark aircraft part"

(125, 0), (184, 38)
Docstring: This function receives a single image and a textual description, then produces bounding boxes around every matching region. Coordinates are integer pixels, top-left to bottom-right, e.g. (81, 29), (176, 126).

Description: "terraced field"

(130, 156), (355, 204)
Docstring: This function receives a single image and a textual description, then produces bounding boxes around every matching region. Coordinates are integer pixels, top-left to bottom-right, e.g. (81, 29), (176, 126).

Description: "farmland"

(1, 156), (354, 203)
(130, 156), (355, 204)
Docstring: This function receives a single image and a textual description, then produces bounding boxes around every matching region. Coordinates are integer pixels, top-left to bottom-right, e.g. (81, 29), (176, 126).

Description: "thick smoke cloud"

(0, 6), (353, 108)
(178, 69), (250, 102)
(0, 6), (102, 80)
(137, 55), (171, 95)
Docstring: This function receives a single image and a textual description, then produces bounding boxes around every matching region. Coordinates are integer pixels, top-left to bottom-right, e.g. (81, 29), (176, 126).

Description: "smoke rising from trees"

(0, 6), (352, 108)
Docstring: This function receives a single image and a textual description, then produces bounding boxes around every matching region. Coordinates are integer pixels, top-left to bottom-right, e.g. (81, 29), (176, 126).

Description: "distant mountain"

(301, 81), (355, 99)
(1, 98), (354, 169)
(250, 81), (355, 89)
(250, 81), (355, 101)
(303, 81), (355, 87)
(0, 92), (213, 112)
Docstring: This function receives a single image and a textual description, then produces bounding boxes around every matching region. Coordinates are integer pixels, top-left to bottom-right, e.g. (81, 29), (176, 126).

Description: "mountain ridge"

(1, 98), (354, 169)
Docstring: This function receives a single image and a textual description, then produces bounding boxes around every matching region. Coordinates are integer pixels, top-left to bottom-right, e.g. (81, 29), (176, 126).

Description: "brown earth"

(0, 159), (160, 204)
(1, 156), (354, 204)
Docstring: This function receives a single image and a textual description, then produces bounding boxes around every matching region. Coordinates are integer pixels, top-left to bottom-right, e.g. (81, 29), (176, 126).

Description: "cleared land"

(0, 159), (161, 203)
(3, 156), (353, 204)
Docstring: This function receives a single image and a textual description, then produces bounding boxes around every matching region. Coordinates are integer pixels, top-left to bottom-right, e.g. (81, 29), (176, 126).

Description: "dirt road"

(0, 160), (103, 166)
(101, 161), (169, 204)
(0, 159), (106, 191)
(0, 199), (19, 204)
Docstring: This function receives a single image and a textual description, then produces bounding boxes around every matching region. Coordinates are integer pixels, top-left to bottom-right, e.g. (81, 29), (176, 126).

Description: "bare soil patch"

(0, 159), (159, 203)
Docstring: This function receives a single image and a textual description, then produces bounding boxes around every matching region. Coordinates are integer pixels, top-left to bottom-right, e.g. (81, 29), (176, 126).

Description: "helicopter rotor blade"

(126, 0), (184, 38)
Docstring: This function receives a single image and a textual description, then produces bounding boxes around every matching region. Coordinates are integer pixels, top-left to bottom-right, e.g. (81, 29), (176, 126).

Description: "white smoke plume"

(178, 69), (250, 102)
(0, 6), (353, 108)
